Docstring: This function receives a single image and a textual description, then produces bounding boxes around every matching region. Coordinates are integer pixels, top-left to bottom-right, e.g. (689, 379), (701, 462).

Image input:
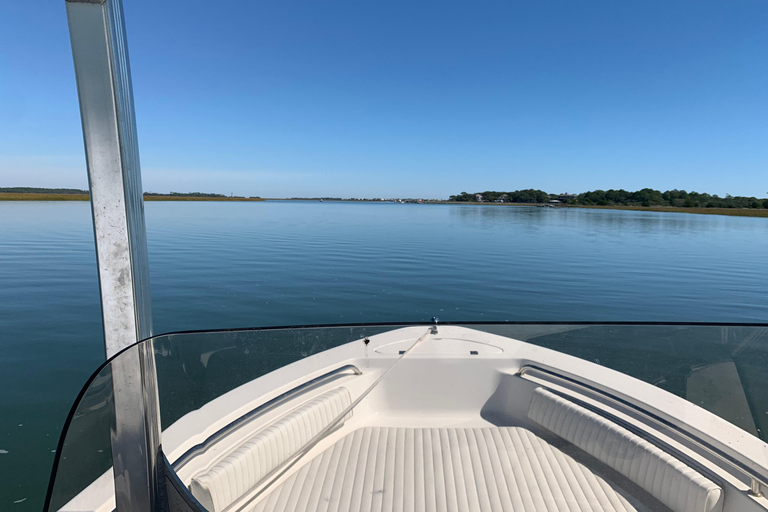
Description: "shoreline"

(561, 204), (768, 218)
(2, 193), (766, 217)
(0, 193), (264, 202)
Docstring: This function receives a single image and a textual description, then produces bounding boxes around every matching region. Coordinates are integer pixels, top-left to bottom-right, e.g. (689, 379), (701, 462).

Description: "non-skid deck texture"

(250, 426), (654, 512)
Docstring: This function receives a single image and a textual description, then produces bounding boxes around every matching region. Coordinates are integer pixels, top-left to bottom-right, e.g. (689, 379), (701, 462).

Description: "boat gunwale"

(170, 364), (362, 472)
(520, 365), (768, 493)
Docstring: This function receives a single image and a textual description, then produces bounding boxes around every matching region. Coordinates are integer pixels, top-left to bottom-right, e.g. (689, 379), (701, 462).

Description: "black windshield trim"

(150, 320), (768, 339)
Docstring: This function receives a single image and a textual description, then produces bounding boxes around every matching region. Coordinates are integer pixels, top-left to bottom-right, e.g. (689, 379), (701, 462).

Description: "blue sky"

(1, 0), (766, 198)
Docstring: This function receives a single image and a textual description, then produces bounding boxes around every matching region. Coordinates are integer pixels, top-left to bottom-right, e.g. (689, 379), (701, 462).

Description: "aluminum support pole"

(65, 0), (161, 510)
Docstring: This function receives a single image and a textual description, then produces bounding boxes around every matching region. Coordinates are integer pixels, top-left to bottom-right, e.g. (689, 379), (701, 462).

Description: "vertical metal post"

(65, 0), (160, 510)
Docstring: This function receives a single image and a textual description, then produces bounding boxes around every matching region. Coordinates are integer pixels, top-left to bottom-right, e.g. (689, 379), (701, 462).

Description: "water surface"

(1, 200), (767, 510)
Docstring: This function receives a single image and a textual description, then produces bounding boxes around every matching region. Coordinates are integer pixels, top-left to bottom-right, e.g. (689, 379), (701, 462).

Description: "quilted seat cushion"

(250, 426), (655, 512)
(528, 387), (723, 512)
(190, 387), (352, 512)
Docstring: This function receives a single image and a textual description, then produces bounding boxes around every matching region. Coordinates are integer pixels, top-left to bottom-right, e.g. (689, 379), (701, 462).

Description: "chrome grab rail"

(172, 364), (361, 471)
(518, 365), (767, 498)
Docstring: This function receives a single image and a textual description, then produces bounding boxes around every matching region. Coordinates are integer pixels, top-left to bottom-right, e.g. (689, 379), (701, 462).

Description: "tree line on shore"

(450, 190), (550, 203)
(0, 187), (89, 194)
(450, 188), (768, 209)
(575, 189), (768, 208)
(0, 188), (262, 199)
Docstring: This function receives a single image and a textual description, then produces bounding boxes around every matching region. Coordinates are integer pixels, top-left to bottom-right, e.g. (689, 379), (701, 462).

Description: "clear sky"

(1, 0), (766, 198)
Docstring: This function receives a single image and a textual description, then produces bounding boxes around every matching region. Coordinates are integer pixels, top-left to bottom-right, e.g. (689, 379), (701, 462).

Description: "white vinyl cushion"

(191, 387), (352, 512)
(528, 387), (723, 512)
(250, 427), (654, 512)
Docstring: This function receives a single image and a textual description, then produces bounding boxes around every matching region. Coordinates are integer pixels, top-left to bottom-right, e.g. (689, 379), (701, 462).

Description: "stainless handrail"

(172, 364), (361, 471)
(518, 365), (768, 497)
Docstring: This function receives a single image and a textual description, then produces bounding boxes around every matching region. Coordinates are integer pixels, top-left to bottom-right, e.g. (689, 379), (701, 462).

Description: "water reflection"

(448, 203), (748, 237)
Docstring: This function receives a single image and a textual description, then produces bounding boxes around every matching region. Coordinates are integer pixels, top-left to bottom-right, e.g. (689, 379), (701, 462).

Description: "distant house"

(475, 194), (484, 202)
(549, 199), (561, 204)
(496, 194), (509, 203)
(558, 193), (576, 202)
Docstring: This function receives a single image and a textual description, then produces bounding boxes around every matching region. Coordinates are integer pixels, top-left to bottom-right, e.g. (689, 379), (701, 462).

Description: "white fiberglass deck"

(189, 382), (723, 512)
(251, 426), (654, 512)
(61, 326), (766, 512)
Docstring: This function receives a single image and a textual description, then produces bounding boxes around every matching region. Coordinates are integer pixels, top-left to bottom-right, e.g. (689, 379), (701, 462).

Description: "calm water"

(2, 200), (768, 510)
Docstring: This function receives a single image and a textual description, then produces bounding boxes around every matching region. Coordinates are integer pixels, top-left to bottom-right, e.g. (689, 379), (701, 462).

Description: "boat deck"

(176, 329), (737, 512)
(250, 426), (659, 512)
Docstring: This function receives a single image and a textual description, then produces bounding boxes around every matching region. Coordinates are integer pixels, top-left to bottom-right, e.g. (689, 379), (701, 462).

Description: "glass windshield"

(46, 324), (403, 511)
(472, 323), (768, 438)
(153, 325), (405, 430)
(46, 322), (768, 512)
(45, 359), (114, 512)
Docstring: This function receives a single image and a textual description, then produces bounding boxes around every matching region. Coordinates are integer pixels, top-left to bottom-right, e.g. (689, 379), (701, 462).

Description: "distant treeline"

(0, 187), (88, 194)
(0, 188), (259, 199)
(451, 188), (768, 209)
(450, 189), (550, 203)
(571, 189), (768, 209)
